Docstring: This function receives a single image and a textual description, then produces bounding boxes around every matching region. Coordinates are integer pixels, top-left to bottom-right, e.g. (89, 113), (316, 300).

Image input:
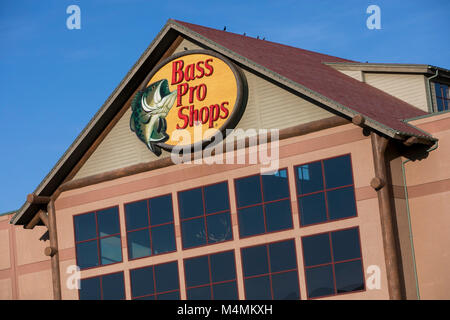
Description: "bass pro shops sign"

(130, 50), (247, 156)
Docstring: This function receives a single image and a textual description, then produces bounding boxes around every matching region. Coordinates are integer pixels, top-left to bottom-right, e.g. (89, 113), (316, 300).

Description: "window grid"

(184, 250), (237, 300)
(78, 271), (125, 300)
(73, 207), (122, 270)
(302, 227), (365, 299)
(295, 154), (357, 227)
(178, 182), (232, 249)
(436, 83), (449, 112)
(124, 194), (176, 260)
(241, 240), (300, 300)
(235, 169), (293, 238)
(130, 264), (180, 300)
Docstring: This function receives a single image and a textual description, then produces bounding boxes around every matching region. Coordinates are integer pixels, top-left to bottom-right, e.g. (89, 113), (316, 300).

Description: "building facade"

(1, 20), (449, 300)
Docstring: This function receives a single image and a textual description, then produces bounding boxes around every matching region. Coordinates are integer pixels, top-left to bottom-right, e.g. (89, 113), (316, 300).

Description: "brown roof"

(175, 20), (431, 138)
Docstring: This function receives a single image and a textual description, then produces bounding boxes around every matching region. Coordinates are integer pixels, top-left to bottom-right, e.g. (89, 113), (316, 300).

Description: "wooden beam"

(39, 210), (49, 228)
(47, 201), (61, 300)
(352, 114), (366, 126)
(27, 193), (51, 205)
(24, 211), (42, 229)
(371, 132), (404, 299)
(58, 116), (350, 192)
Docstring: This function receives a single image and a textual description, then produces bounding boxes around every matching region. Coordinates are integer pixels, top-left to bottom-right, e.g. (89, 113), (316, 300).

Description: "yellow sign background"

(147, 53), (238, 146)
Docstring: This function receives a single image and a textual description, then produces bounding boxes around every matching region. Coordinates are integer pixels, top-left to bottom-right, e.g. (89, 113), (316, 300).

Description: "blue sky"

(0, 0), (449, 214)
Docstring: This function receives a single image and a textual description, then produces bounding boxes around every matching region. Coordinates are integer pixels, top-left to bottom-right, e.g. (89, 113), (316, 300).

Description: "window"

(73, 207), (122, 270)
(241, 239), (300, 300)
(234, 169), (293, 238)
(184, 250), (238, 300)
(178, 182), (232, 249)
(302, 227), (365, 299)
(130, 261), (180, 300)
(125, 194), (176, 260)
(295, 154), (357, 226)
(79, 272), (125, 300)
(435, 83), (449, 112)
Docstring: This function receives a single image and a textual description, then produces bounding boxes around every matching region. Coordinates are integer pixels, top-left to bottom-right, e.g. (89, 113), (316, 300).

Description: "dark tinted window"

(130, 261), (179, 300)
(178, 188), (203, 219)
(97, 207), (120, 237)
(125, 200), (148, 231)
(74, 213), (96, 242)
(184, 250), (237, 300)
(235, 170), (293, 238)
(302, 227), (365, 299)
(102, 272), (125, 300)
(204, 182), (230, 214)
(435, 83), (450, 112)
(130, 266), (154, 298)
(125, 194), (176, 259)
(296, 162), (323, 195)
(79, 277), (101, 300)
(74, 207), (122, 270)
(295, 155), (357, 226)
(302, 233), (331, 267)
(331, 228), (361, 262)
(323, 155), (353, 188)
(261, 170), (290, 202)
(242, 240), (299, 300)
(179, 182), (232, 249)
(79, 272), (124, 300)
(149, 195), (174, 226)
(234, 174), (262, 207)
(155, 261), (180, 293)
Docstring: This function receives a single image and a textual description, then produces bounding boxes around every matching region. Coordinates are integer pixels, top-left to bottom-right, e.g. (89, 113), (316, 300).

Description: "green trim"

(403, 109), (450, 122)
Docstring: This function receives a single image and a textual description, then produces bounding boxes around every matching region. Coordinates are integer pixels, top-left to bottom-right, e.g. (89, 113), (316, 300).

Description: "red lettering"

(188, 86), (197, 104)
(176, 83), (189, 107)
(189, 105), (198, 127)
(204, 59), (214, 76)
(209, 104), (220, 128)
(171, 60), (184, 85)
(200, 106), (209, 125)
(185, 64), (195, 81)
(196, 84), (207, 101)
(219, 101), (229, 119)
(176, 106), (189, 129)
(196, 61), (205, 79)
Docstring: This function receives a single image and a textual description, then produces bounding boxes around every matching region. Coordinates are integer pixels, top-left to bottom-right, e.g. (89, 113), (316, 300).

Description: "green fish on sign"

(130, 79), (177, 156)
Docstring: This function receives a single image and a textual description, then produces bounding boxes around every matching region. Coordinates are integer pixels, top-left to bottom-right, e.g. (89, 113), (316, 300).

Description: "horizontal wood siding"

(364, 73), (428, 112)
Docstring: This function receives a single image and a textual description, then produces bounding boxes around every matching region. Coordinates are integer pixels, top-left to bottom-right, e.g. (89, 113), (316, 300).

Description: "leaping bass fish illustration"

(130, 79), (177, 156)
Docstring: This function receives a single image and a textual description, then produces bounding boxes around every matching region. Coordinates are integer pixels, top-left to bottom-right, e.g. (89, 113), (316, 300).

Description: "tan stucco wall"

(403, 112), (450, 299)
(0, 214), (52, 300)
(55, 122), (391, 300)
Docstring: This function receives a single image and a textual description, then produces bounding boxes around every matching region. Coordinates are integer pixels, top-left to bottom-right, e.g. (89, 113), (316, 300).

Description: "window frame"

(301, 226), (366, 300)
(234, 168), (294, 239)
(240, 238), (301, 300)
(129, 260), (181, 300)
(294, 153), (358, 227)
(183, 249), (239, 300)
(78, 271), (126, 300)
(72, 205), (123, 271)
(435, 82), (450, 112)
(177, 181), (233, 250)
(124, 193), (177, 261)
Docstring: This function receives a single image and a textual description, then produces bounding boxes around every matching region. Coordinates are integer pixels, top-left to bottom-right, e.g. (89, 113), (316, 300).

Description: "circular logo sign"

(130, 50), (247, 156)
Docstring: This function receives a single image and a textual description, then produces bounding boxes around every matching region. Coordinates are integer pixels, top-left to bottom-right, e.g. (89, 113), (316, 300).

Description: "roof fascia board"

(324, 62), (431, 74)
